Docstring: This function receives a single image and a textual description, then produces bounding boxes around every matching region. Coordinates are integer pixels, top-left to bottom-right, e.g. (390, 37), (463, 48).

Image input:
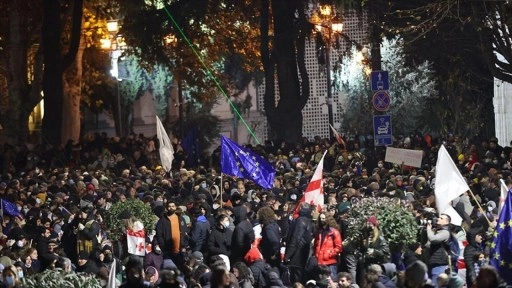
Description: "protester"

(1, 132), (512, 288)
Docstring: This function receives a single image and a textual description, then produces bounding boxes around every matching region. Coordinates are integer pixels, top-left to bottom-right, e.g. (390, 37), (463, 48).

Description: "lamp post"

(101, 20), (127, 136)
(311, 4), (343, 139)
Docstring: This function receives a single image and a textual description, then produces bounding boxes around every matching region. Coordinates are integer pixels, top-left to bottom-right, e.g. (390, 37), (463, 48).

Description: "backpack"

(446, 234), (460, 271)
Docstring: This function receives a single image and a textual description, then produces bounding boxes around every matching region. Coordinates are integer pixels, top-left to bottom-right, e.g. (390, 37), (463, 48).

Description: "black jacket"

(190, 215), (211, 253)
(260, 221), (281, 264)
(208, 224), (233, 257)
(155, 214), (187, 258)
(76, 259), (99, 275)
(232, 219), (255, 263)
(464, 233), (482, 287)
(249, 260), (269, 288)
(285, 208), (313, 267)
(427, 226), (450, 267)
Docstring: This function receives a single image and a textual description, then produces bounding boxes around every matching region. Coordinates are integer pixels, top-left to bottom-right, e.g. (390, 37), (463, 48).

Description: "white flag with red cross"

(293, 151), (327, 218)
(127, 229), (146, 256)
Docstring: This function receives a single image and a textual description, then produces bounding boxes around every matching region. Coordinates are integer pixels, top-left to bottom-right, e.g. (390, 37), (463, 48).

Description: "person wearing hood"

(145, 239), (164, 272)
(232, 205), (255, 264)
(208, 214), (233, 259)
(189, 206), (211, 254)
(284, 202), (314, 284)
(464, 230), (484, 287)
(75, 206), (101, 255)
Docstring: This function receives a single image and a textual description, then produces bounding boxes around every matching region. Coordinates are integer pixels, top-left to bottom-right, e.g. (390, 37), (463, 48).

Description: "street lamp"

(100, 19), (127, 136)
(310, 4), (343, 139)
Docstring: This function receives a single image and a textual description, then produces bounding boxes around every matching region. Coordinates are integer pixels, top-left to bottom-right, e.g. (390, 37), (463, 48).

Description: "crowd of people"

(0, 132), (510, 288)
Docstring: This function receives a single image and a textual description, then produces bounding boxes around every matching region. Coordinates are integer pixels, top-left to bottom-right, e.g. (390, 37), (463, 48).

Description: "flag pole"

(467, 189), (492, 225)
(220, 173), (224, 208)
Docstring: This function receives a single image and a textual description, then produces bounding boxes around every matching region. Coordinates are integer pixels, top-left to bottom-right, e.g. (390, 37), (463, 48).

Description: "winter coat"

(378, 275), (396, 288)
(427, 226), (450, 267)
(314, 227), (342, 265)
(155, 214), (187, 258)
(190, 215), (211, 253)
(464, 233), (482, 287)
(75, 259), (99, 275)
(208, 224), (233, 257)
(284, 209), (313, 267)
(232, 219), (255, 263)
(260, 221), (281, 265)
(365, 232), (390, 265)
(249, 260), (268, 288)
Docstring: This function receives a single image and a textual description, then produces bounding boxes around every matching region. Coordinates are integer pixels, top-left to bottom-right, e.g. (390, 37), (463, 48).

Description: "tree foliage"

(346, 197), (418, 251)
(336, 37), (438, 135)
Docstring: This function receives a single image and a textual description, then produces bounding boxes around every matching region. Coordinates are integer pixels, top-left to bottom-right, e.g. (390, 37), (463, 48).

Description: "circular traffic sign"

(372, 91), (391, 112)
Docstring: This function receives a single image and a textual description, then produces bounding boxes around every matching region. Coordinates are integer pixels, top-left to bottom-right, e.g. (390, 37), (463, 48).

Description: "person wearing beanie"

(363, 215), (390, 266)
(403, 242), (423, 267)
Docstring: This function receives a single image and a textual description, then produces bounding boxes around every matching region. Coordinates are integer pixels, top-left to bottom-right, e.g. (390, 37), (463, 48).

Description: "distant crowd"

(0, 132), (510, 288)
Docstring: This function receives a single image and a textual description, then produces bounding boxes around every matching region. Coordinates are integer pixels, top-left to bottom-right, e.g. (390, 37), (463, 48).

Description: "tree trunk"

(261, 0), (310, 144)
(7, 0), (28, 144)
(41, 0), (83, 144)
(61, 33), (85, 144)
(41, 0), (64, 144)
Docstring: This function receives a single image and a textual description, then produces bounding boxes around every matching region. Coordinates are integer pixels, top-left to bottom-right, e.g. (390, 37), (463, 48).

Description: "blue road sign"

(372, 91), (391, 111)
(370, 71), (389, 91)
(373, 115), (392, 146)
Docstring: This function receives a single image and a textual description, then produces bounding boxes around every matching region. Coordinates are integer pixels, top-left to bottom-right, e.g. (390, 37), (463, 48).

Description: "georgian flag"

(127, 229), (146, 256)
(293, 151), (327, 218)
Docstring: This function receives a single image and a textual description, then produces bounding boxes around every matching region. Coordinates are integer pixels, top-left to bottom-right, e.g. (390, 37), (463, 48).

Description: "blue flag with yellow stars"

(490, 189), (512, 284)
(220, 135), (275, 189)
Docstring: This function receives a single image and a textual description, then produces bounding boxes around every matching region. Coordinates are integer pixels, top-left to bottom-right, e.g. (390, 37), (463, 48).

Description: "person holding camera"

(426, 213), (451, 287)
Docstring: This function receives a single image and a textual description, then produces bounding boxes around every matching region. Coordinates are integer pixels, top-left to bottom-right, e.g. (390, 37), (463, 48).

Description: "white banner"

(127, 229), (146, 256)
(385, 147), (423, 168)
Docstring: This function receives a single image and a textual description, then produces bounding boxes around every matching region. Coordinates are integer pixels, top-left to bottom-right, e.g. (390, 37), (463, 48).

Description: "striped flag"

(329, 124), (346, 148)
(294, 151), (327, 217)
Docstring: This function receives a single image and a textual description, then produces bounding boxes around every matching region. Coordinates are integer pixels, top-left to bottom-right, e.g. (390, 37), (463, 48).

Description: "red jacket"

(314, 227), (343, 265)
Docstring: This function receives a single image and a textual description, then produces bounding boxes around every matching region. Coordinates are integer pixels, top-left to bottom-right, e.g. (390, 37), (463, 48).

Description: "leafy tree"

(0, 1), (43, 143)
(336, 37), (438, 135)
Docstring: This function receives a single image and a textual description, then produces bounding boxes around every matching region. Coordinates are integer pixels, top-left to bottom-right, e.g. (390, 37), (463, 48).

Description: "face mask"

(154, 247), (162, 255)
(493, 160), (499, 164)
(348, 156), (353, 160)
(18, 271), (23, 279)
(23, 208), (29, 214)
(17, 240), (24, 248)
(502, 154), (507, 158)
(213, 203), (220, 210)
(200, 183), (207, 189)
(378, 164), (383, 168)
(4, 276), (14, 286)
(104, 254), (113, 263)
(16, 206), (22, 212)
(484, 159), (491, 163)
(222, 221), (230, 229)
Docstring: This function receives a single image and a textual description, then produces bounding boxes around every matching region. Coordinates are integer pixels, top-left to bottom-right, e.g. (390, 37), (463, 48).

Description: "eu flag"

(490, 189), (512, 284)
(1, 199), (20, 217)
(220, 135), (275, 189)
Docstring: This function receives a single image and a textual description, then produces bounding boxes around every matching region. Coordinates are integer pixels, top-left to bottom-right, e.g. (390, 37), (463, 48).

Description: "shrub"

(346, 197), (418, 251)
(24, 269), (102, 288)
(104, 199), (158, 240)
